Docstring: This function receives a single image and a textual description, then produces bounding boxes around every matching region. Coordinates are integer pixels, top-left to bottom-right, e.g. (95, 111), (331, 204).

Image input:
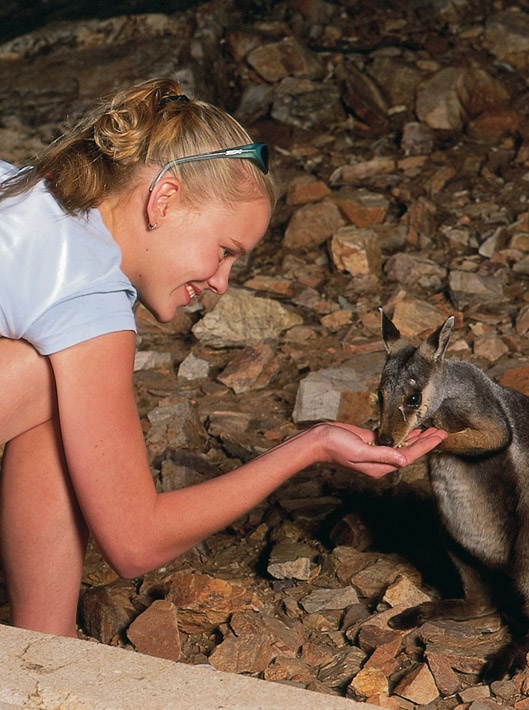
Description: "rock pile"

(2, 0), (529, 707)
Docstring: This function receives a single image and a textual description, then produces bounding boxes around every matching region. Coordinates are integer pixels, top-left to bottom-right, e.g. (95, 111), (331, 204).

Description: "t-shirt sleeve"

(25, 288), (137, 356)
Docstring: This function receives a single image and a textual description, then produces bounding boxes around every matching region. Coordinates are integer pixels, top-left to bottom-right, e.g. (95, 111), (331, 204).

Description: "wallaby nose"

(377, 432), (394, 447)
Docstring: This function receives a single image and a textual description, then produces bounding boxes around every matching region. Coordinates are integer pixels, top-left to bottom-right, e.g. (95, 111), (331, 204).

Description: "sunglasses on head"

(148, 142), (269, 192)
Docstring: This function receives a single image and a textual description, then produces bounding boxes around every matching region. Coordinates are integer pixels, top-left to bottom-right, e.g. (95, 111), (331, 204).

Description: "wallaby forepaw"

(388, 607), (427, 630)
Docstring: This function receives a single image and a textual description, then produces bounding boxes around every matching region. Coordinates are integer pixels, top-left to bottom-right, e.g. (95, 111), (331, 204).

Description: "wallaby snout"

(377, 431), (395, 447)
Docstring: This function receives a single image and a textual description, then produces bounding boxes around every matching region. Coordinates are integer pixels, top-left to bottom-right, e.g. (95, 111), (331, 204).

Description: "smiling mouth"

(185, 284), (198, 300)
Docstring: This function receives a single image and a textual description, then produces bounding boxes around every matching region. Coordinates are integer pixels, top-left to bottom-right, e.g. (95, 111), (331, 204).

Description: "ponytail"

(0, 78), (276, 213)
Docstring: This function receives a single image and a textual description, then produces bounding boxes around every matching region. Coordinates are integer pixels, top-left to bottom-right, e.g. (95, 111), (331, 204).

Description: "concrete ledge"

(0, 624), (373, 709)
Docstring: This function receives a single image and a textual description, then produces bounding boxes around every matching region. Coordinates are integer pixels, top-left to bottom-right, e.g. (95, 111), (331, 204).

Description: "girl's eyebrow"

(230, 239), (250, 257)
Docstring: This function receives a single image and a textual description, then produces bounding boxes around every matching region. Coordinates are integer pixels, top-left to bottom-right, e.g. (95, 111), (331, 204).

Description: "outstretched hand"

(316, 423), (448, 479)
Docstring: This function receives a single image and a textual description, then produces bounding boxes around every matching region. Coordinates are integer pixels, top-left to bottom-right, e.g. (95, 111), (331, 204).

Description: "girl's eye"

(220, 247), (233, 261)
(406, 393), (421, 408)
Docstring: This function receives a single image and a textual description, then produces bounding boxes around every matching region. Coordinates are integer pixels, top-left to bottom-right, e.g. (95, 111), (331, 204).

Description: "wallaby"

(377, 310), (529, 679)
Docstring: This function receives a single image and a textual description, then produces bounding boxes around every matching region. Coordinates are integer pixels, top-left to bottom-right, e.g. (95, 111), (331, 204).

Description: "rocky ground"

(2, 0), (529, 706)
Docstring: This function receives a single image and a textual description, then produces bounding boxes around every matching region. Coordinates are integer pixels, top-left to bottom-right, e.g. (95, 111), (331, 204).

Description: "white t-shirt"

(0, 160), (137, 355)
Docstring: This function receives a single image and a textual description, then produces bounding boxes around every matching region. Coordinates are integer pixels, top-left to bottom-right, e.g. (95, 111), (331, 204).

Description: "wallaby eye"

(406, 393), (421, 408)
(377, 390), (384, 407)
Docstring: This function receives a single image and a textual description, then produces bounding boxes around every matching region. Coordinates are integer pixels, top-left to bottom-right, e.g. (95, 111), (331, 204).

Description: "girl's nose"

(206, 263), (230, 295)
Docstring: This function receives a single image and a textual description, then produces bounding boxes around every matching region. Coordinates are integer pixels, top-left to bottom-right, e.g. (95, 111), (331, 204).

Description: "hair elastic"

(158, 94), (190, 109)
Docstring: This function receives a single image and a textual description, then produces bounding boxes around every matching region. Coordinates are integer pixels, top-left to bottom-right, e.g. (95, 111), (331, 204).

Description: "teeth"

(186, 284), (196, 299)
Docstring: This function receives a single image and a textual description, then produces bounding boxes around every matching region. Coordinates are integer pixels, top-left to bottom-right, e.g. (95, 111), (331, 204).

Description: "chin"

(154, 310), (176, 323)
(140, 299), (176, 323)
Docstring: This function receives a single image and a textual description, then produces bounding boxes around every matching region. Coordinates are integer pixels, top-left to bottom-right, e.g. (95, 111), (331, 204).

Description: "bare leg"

(0, 417), (89, 636)
(0, 338), (89, 637)
(0, 338), (57, 444)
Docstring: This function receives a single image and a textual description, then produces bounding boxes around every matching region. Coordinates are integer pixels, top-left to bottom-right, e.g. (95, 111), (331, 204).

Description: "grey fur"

(376, 312), (529, 679)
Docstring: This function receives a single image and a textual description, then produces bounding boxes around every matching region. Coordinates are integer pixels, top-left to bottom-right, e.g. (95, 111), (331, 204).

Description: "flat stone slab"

(0, 624), (376, 710)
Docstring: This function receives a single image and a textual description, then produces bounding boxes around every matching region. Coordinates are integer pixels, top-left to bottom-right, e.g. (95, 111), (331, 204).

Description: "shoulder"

(0, 159), (17, 180)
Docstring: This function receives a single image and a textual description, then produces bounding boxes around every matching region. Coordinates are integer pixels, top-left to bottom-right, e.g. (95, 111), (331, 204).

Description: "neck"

(96, 188), (145, 284)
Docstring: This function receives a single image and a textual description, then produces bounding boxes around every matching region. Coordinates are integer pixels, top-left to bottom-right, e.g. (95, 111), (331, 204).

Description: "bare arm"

(50, 332), (447, 578)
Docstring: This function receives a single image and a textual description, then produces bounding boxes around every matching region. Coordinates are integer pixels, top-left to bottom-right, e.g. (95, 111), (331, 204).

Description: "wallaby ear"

(379, 308), (409, 355)
(419, 316), (455, 363)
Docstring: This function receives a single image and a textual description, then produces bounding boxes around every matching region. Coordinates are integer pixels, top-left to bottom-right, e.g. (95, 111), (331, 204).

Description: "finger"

(404, 427), (439, 443)
(420, 427), (447, 437)
(401, 433), (447, 463)
(353, 444), (407, 467)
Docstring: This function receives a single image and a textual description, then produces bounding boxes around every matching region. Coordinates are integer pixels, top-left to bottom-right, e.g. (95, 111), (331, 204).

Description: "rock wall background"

(3, 0), (529, 707)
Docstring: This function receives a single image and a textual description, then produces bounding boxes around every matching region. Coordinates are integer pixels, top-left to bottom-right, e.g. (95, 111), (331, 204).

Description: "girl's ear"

(146, 176), (182, 228)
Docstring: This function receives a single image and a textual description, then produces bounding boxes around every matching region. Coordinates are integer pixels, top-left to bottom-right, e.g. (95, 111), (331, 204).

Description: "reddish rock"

(318, 646), (367, 689)
(337, 389), (374, 427)
(357, 606), (408, 654)
(209, 610), (304, 673)
(391, 298), (447, 338)
(499, 364), (529, 396)
(426, 652), (461, 696)
(484, 9), (529, 68)
(217, 343), (279, 394)
(126, 599), (181, 662)
(416, 67), (509, 130)
(329, 189), (389, 227)
(209, 633), (275, 673)
(363, 636), (402, 677)
(473, 331), (508, 363)
(300, 641), (335, 668)
(263, 656), (313, 684)
(394, 663), (439, 705)
(349, 667), (389, 698)
(229, 611), (304, 658)
(364, 693), (401, 709)
(336, 61), (388, 129)
(283, 201), (346, 250)
(166, 570), (263, 633)
(286, 179), (332, 205)
(320, 309), (352, 332)
(428, 165), (457, 197)
(329, 225), (382, 276)
(402, 197), (437, 246)
(330, 546), (375, 584)
(384, 252), (447, 291)
(459, 685), (491, 703)
(79, 580), (139, 645)
(515, 304), (529, 335)
(247, 36), (322, 83)
(243, 275), (298, 298)
(467, 109), (524, 141)
(382, 574), (431, 609)
(330, 158), (395, 184)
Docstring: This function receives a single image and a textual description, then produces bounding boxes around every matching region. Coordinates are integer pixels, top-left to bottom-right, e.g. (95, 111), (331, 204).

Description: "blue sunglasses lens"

(254, 143), (269, 174)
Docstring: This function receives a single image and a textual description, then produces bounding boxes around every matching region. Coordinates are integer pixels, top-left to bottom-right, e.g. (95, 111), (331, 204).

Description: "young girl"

(0, 78), (446, 639)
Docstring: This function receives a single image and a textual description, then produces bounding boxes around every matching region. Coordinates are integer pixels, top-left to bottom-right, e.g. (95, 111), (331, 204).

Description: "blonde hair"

(0, 78), (276, 213)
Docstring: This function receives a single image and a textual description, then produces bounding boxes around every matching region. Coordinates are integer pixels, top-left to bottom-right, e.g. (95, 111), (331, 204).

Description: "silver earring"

(147, 222), (158, 230)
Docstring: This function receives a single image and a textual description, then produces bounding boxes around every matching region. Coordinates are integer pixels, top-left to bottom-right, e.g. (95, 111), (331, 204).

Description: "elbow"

(110, 557), (150, 581)
(96, 538), (161, 580)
